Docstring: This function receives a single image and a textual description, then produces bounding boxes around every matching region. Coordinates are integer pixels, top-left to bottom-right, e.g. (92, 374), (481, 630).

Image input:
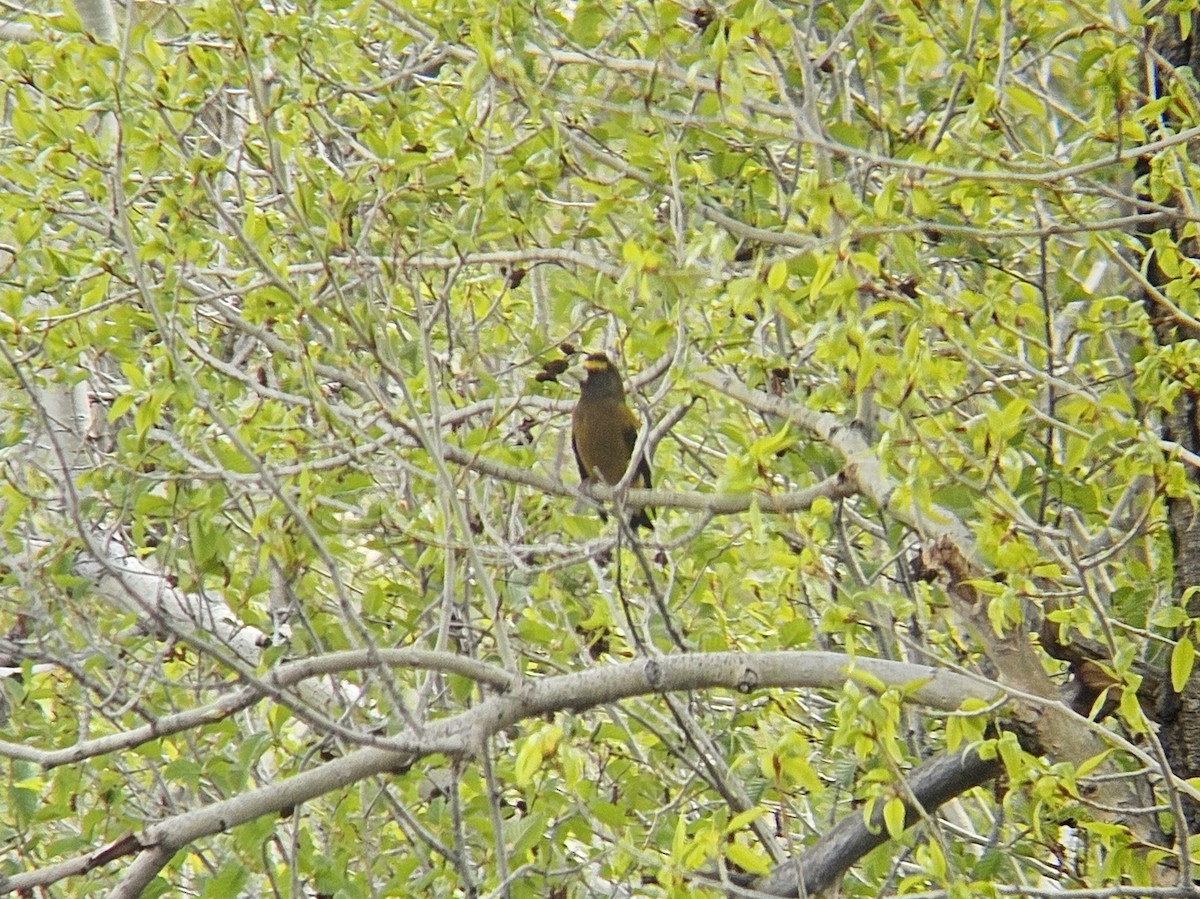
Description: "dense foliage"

(2, 0), (1198, 896)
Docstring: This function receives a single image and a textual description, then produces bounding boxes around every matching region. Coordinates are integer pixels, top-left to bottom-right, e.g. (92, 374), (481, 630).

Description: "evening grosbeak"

(571, 353), (653, 529)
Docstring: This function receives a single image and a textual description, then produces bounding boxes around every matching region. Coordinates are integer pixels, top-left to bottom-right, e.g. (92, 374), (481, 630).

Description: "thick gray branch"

(0, 652), (996, 896)
(750, 746), (1000, 897)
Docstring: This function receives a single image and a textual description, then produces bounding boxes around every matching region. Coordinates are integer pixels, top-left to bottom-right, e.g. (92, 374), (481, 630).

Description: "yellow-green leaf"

(767, 259), (788, 290)
(780, 756), (823, 792)
(1075, 749), (1113, 779)
(725, 841), (771, 876)
(539, 723), (563, 755)
(809, 252), (836, 300)
(725, 807), (768, 835)
(883, 796), (907, 839)
(1172, 636), (1195, 693)
(514, 735), (542, 787)
(671, 813), (688, 861)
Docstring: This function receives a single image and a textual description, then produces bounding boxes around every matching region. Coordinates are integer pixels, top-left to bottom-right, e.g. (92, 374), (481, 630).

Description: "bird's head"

(580, 352), (625, 399)
(583, 352), (613, 372)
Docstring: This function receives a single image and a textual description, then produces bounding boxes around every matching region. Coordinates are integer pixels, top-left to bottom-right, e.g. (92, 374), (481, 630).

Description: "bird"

(571, 352), (653, 530)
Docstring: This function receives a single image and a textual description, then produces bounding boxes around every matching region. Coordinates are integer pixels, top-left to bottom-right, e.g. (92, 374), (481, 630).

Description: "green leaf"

(1152, 607), (1190, 629)
(808, 252), (836, 300)
(725, 806), (768, 834)
(725, 840), (771, 876)
(514, 734), (543, 787)
(767, 259), (788, 290)
(883, 796), (907, 839)
(1173, 636), (1195, 693)
(671, 812), (688, 861)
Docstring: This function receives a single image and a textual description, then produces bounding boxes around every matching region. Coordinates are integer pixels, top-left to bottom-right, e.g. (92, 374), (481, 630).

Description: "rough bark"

(1141, 10), (1200, 834)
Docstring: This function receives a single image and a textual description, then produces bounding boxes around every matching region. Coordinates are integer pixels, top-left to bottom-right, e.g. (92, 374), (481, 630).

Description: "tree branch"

(0, 649), (517, 768)
(703, 371), (1172, 856)
(745, 745), (1001, 897)
(4, 651), (997, 895)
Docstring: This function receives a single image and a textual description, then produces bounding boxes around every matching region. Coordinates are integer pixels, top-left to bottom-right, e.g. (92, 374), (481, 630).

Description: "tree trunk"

(1141, 12), (1200, 833)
